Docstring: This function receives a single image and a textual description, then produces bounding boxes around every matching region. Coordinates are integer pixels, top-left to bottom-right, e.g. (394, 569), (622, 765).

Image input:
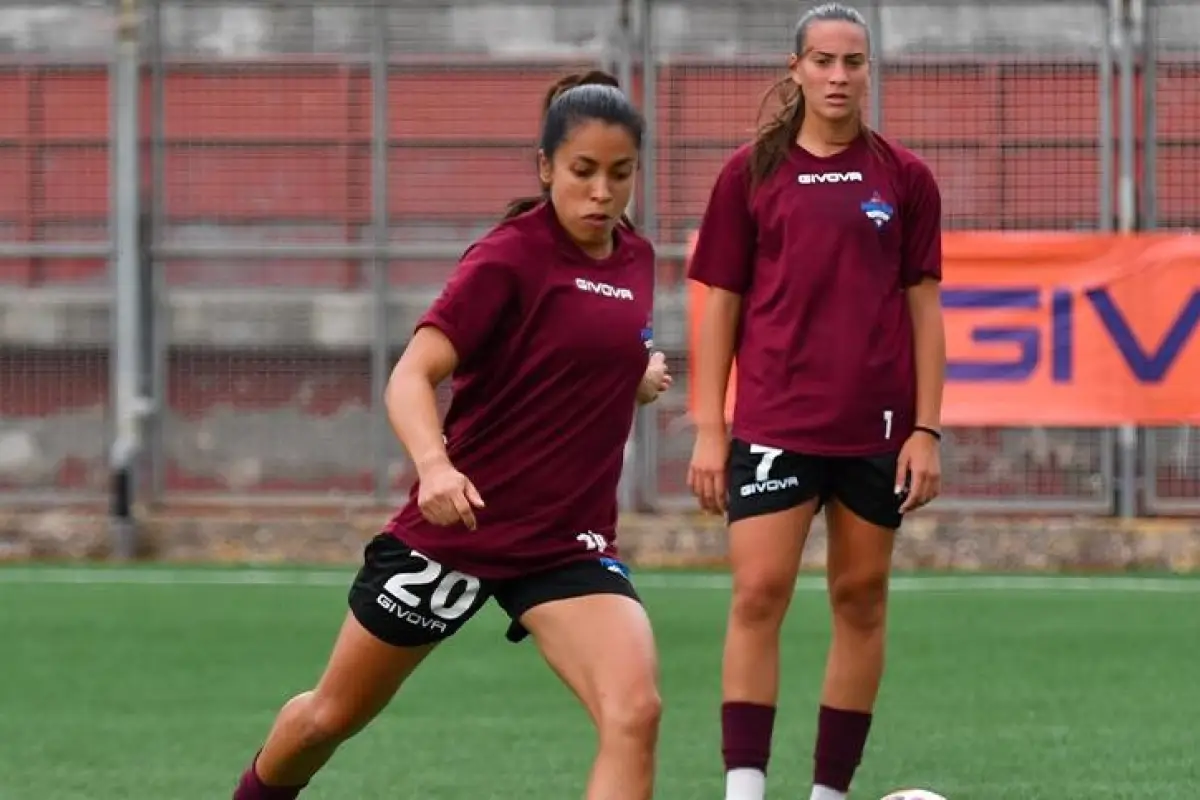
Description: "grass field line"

(0, 566), (1197, 593)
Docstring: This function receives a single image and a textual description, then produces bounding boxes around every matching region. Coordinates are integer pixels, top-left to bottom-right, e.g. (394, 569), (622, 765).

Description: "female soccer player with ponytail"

(232, 71), (670, 800)
(687, 4), (947, 799)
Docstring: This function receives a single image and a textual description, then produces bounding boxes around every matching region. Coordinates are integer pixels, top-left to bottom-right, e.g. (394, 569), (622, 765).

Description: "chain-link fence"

(142, 0), (617, 505)
(0, 0), (1194, 517)
(0, 1), (115, 505)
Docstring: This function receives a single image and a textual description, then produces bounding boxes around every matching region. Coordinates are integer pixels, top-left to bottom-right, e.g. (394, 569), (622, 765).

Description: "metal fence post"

(1100, 0), (1115, 232)
(866, 0), (883, 130)
(1138, 0), (1160, 514)
(616, 0), (635, 159)
(1117, 0), (1138, 235)
(1140, 0), (1157, 231)
(147, 0), (167, 504)
(634, 0), (660, 511)
(615, 0), (636, 512)
(1114, 0), (1140, 518)
(370, 4), (392, 504)
(618, 0), (636, 223)
(109, 0), (146, 556)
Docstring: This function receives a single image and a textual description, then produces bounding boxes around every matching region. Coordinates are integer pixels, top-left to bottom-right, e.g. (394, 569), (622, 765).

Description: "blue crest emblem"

(861, 192), (894, 228)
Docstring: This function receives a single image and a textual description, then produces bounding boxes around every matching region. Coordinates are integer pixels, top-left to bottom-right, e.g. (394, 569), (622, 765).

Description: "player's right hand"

(688, 426), (729, 515)
(417, 460), (485, 530)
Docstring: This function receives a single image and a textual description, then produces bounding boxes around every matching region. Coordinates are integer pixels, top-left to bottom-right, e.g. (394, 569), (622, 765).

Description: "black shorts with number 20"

(347, 534), (640, 649)
(726, 438), (905, 530)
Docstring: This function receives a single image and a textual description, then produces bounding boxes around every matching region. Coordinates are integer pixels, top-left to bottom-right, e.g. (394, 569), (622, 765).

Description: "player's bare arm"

(689, 286), (742, 514)
(386, 327), (484, 530)
(897, 278), (945, 512)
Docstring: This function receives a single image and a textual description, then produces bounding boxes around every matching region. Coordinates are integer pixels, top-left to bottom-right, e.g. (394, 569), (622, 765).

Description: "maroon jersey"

(386, 201), (655, 579)
(688, 132), (942, 456)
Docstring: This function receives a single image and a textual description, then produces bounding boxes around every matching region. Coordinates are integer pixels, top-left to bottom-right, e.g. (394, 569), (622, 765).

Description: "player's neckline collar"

(791, 133), (867, 163)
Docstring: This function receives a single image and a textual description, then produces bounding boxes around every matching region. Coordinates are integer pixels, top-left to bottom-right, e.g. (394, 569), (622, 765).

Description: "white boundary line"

(0, 567), (1197, 593)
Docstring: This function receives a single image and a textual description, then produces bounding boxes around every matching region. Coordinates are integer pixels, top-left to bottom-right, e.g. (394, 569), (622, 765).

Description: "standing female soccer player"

(686, 4), (946, 799)
(232, 71), (671, 800)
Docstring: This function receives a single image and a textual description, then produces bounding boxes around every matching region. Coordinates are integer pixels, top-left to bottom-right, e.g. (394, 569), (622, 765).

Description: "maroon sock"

(721, 701), (777, 774)
(233, 754), (307, 800)
(813, 705), (874, 792)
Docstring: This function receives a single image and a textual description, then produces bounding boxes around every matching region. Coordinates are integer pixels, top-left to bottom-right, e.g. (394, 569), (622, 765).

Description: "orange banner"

(687, 232), (1200, 427)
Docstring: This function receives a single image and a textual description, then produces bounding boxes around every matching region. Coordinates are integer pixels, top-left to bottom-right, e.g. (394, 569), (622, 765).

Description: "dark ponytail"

(749, 2), (877, 190)
(502, 70), (644, 225)
(502, 194), (548, 221)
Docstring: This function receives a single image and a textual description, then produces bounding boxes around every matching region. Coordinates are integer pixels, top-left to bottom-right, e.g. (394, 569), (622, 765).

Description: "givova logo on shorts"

(740, 476), (800, 497)
(741, 443), (800, 497)
(376, 549), (482, 633)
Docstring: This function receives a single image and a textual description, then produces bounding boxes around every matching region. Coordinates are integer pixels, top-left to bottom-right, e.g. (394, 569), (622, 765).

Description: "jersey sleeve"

(900, 158), (944, 287)
(686, 149), (757, 295)
(416, 242), (518, 364)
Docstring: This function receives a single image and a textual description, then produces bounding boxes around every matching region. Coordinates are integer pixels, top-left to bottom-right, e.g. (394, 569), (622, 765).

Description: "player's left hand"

(896, 428), (942, 513)
(637, 351), (672, 405)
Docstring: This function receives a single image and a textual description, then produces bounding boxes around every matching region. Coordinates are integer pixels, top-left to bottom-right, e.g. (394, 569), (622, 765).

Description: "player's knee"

(828, 571), (888, 633)
(730, 569), (794, 630)
(596, 684), (662, 744)
(290, 690), (371, 746)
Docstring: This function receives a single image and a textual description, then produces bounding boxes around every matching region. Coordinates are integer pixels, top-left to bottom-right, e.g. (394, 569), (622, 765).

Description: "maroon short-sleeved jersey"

(687, 133), (942, 456)
(385, 201), (655, 579)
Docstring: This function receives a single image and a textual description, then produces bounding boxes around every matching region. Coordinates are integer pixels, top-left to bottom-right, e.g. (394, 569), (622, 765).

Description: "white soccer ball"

(880, 791), (947, 800)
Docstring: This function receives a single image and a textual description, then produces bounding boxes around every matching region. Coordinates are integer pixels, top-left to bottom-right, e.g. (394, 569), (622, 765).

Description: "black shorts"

(347, 533), (641, 649)
(726, 438), (905, 530)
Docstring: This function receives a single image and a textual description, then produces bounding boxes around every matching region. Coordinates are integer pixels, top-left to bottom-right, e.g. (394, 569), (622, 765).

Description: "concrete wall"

(3, 507), (1198, 573)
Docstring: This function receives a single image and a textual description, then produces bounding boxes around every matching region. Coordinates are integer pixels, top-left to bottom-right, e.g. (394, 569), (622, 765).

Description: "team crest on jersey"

(861, 192), (894, 228)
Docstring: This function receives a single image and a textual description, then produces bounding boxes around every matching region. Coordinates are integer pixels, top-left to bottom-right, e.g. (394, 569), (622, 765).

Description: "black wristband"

(914, 425), (943, 441)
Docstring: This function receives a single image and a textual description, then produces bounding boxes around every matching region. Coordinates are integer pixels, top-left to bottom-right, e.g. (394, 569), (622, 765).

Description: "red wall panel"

(163, 145), (353, 218)
(161, 69), (357, 141)
(0, 72), (31, 138)
(0, 61), (1192, 286)
(390, 145), (537, 216)
(40, 71), (109, 141)
(881, 66), (1001, 142)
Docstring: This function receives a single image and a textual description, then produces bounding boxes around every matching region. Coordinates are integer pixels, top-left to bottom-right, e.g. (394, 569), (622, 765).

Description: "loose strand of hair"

(860, 117), (885, 161)
(749, 78), (804, 189)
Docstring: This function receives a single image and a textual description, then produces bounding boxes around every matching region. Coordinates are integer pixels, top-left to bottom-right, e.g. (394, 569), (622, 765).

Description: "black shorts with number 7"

(347, 534), (640, 649)
(725, 438), (905, 530)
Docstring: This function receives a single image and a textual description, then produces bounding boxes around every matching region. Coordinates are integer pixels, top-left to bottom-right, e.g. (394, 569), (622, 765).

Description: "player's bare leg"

(721, 500), (818, 798)
(520, 593), (661, 800)
(233, 613), (435, 798)
(811, 500), (896, 799)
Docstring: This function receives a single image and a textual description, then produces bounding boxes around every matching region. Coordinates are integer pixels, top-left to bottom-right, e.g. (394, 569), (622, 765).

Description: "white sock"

(725, 768), (766, 799)
(809, 785), (847, 800)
